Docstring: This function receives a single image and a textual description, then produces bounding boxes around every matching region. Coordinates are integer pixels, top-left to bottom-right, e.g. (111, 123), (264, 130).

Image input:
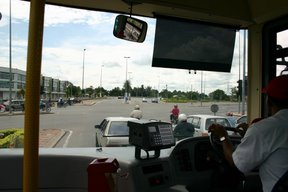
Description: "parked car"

(142, 98), (147, 102)
(4, 100), (25, 111)
(151, 98), (158, 103)
(186, 114), (235, 137)
(94, 117), (138, 147)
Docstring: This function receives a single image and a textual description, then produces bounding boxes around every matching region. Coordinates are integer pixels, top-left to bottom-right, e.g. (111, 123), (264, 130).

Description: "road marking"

(63, 130), (73, 148)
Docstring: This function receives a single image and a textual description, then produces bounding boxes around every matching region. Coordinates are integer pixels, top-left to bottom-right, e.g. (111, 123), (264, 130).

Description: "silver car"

(95, 117), (138, 147)
(186, 114), (235, 137)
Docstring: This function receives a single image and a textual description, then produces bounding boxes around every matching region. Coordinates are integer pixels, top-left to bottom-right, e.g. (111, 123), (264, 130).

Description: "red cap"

(262, 75), (288, 100)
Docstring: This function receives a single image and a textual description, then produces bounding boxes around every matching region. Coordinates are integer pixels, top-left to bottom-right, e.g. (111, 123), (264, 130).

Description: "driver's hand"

(235, 123), (249, 137)
(208, 124), (228, 138)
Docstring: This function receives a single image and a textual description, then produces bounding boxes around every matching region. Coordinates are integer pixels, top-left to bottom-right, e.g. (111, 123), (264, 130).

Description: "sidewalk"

(39, 129), (66, 148)
(1, 100), (97, 147)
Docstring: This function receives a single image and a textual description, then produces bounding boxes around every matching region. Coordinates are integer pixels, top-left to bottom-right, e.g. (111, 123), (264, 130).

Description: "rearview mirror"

(113, 15), (147, 43)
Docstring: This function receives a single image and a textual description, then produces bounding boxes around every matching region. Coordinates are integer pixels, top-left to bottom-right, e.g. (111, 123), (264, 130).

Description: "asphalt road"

(0, 97), (242, 147)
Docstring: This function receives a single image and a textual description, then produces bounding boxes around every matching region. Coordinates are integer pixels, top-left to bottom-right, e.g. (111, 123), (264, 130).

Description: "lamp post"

(124, 56), (130, 102)
(100, 65), (104, 97)
(82, 49), (86, 97)
(9, 0), (12, 114)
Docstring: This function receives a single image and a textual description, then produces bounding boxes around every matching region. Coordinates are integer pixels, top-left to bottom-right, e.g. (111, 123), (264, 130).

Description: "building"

(0, 66), (70, 101)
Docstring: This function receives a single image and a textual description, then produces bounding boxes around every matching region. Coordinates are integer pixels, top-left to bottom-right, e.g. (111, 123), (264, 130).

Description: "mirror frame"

(113, 15), (148, 43)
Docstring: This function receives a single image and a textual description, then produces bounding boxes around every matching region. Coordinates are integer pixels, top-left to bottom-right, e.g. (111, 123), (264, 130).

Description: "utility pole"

(82, 48), (86, 97)
(124, 56), (130, 103)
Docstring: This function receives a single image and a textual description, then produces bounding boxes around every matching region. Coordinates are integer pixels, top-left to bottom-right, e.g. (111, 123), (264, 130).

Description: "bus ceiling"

(21, 0), (288, 28)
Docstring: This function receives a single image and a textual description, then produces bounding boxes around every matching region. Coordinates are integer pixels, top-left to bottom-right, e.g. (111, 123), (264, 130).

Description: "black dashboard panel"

(169, 136), (242, 180)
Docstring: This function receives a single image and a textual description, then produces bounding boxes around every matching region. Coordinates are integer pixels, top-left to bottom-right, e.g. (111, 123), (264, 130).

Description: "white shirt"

(130, 109), (143, 119)
(232, 109), (288, 192)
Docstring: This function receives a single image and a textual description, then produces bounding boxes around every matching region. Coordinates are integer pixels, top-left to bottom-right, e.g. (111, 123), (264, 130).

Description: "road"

(0, 97), (242, 147)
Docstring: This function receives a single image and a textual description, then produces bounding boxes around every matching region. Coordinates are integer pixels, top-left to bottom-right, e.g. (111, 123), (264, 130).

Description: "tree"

(85, 86), (94, 97)
(209, 89), (229, 101)
(109, 87), (123, 96)
(17, 88), (25, 99)
(123, 80), (132, 96)
(230, 87), (238, 101)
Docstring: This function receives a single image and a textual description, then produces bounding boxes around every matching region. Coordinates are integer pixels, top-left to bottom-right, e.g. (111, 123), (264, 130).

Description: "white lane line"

(63, 130), (73, 148)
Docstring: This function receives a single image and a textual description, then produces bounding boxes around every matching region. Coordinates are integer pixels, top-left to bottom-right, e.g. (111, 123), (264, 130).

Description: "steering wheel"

(209, 127), (237, 162)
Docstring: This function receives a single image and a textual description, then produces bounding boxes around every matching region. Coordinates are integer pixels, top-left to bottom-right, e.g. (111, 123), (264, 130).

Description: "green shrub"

(0, 128), (24, 148)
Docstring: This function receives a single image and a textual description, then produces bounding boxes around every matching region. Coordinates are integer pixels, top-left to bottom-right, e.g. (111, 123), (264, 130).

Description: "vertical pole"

(238, 30), (241, 114)
(23, 0), (45, 192)
(82, 49), (86, 96)
(242, 30), (246, 115)
(124, 56), (130, 101)
(9, 0), (12, 114)
(100, 65), (103, 97)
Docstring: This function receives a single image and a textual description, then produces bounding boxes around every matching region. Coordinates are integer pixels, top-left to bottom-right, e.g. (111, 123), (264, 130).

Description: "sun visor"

(152, 17), (237, 72)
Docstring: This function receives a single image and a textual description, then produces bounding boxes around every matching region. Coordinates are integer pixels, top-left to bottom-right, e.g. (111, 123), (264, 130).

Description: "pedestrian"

(173, 113), (195, 141)
(208, 75), (288, 192)
(130, 105), (143, 119)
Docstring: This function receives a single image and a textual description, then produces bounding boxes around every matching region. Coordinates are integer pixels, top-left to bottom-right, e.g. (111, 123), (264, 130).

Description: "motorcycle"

(170, 113), (178, 125)
(57, 101), (68, 108)
(40, 102), (51, 112)
(0, 104), (5, 112)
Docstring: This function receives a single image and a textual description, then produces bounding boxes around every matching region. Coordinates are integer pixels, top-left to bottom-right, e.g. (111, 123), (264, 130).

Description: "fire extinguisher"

(87, 158), (120, 192)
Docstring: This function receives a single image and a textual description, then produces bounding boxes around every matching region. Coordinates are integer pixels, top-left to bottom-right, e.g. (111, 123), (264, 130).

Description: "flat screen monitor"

(152, 17), (237, 72)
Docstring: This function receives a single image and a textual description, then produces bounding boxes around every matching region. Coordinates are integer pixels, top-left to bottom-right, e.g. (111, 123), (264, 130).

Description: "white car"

(235, 115), (247, 127)
(186, 114), (235, 137)
(94, 117), (138, 147)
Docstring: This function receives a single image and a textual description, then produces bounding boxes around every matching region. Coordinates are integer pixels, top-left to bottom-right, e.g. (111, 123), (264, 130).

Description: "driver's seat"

(271, 170), (288, 192)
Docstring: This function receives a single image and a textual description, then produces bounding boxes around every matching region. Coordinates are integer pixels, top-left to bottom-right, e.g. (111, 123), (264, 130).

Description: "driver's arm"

(221, 136), (235, 167)
(208, 124), (235, 167)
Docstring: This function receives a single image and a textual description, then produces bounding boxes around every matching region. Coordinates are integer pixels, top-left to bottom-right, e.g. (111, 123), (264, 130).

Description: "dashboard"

(0, 136), (261, 192)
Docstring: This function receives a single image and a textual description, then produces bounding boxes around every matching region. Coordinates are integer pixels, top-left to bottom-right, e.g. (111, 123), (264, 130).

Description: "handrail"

(23, 0), (45, 192)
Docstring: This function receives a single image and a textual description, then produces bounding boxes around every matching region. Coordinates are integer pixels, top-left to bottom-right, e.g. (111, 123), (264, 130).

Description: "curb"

(0, 111), (54, 116)
(39, 129), (66, 148)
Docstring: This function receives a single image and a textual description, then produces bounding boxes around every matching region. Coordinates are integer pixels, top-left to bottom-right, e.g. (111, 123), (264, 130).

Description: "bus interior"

(1, 0), (288, 192)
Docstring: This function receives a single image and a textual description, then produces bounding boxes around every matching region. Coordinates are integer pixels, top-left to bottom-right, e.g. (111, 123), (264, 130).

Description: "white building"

(0, 66), (69, 101)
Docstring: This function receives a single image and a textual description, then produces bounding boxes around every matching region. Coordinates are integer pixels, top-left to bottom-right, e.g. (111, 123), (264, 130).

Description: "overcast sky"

(0, 0), (287, 94)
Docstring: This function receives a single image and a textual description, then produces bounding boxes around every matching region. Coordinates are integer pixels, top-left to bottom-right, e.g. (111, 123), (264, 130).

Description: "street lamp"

(124, 56), (130, 102)
(82, 49), (86, 96)
(100, 65), (104, 97)
(9, 0), (12, 114)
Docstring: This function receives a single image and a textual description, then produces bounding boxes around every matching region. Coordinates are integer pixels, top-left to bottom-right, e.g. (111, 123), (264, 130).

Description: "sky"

(0, 0), (287, 95)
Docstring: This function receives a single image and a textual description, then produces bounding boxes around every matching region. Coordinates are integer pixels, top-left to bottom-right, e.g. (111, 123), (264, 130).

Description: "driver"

(208, 75), (288, 192)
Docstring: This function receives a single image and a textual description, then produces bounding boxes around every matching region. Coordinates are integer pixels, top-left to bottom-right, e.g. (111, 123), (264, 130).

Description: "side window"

(214, 119), (230, 127)
(277, 29), (288, 76)
(187, 117), (193, 124)
(205, 118), (229, 130)
(191, 117), (200, 129)
(205, 119), (214, 130)
(219, 119), (230, 127)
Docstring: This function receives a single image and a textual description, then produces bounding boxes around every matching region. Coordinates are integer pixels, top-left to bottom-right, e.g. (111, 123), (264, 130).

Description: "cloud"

(0, 0), (252, 95)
